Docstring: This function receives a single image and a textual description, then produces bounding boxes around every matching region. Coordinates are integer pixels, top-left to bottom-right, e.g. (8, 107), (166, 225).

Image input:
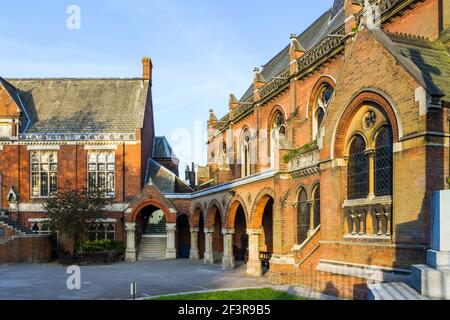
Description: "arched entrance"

(125, 196), (177, 262)
(233, 205), (248, 266)
(177, 214), (191, 259)
(198, 213), (205, 259)
(127, 205), (171, 261)
(248, 192), (274, 276)
(205, 204), (224, 264)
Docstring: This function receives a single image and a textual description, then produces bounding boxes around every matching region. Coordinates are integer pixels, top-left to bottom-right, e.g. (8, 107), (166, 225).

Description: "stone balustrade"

(343, 196), (393, 239)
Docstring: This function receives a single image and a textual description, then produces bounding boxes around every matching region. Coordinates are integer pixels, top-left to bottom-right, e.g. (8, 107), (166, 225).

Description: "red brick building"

(187, 0), (450, 299)
(1, 0), (449, 300)
(0, 58), (192, 262)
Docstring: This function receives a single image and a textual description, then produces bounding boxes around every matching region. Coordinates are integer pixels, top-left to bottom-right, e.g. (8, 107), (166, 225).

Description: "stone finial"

(344, 0), (364, 34)
(253, 67), (266, 85)
(360, 0), (381, 30)
(289, 34), (305, 60)
(208, 109), (218, 125)
(228, 94), (239, 111)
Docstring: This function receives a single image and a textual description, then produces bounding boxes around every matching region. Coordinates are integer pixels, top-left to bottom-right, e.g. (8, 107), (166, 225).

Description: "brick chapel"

(1, 0), (449, 299)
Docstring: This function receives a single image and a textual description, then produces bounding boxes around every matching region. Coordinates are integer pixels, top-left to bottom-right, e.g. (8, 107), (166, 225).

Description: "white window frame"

(30, 151), (58, 198)
(87, 151), (116, 198)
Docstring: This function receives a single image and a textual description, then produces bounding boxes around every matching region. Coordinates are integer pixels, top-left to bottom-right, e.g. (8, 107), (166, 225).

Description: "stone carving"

(363, 110), (377, 130)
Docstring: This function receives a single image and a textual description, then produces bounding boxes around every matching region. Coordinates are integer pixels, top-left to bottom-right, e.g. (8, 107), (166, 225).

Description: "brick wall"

(0, 236), (53, 263)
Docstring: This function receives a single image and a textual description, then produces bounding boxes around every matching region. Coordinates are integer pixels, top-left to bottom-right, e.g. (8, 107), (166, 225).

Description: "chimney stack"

(142, 57), (153, 81)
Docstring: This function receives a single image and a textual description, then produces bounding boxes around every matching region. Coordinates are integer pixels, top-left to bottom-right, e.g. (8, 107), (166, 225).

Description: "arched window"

(97, 224), (106, 240)
(269, 111), (285, 168)
(313, 84), (334, 137)
(296, 188), (309, 244)
(107, 223), (115, 240)
(241, 129), (251, 178)
(312, 185), (321, 229)
(347, 135), (369, 200)
(375, 126), (393, 196)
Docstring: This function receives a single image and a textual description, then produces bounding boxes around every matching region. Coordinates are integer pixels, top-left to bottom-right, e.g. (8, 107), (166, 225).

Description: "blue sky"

(0, 0), (333, 174)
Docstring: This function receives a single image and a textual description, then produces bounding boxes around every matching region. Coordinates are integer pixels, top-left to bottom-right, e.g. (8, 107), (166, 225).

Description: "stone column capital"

(222, 228), (235, 235)
(204, 228), (215, 234)
(247, 228), (262, 235)
(166, 223), (176, 231)
(190, 227), (200, 233)
(125, 222), (136, 231)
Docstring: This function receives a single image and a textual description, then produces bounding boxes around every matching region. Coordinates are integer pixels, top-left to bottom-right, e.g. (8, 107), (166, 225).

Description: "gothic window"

(312, 185), (321, 229)
(88, 151), (115, 197)
(375, 126), (393, 196)
(269, 110), (285, 168)
(31, 151), (58, 198)
(241, 129), (251, 177)
(313, 84), (334, 137)
(296, 188), (309, 244)
(347, 135), (369, 200)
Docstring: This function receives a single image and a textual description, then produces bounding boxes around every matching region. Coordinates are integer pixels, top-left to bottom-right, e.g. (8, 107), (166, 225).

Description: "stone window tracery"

(313, 84), (334, 138)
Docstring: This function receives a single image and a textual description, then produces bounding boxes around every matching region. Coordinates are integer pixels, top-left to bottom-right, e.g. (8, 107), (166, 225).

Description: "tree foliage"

(43, 185), (113, 241)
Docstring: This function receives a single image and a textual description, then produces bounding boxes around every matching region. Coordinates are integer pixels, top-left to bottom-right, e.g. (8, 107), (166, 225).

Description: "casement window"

(88, 223), (115, 241)
(31, 151), (58, 197)
(87, 151), (115, 197)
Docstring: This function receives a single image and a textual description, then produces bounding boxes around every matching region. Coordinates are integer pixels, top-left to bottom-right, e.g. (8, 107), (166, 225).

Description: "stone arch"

(225, 194), (249, 229)
(250, 187), (275, 229)
(332, 90), (401, 159)
(206, 199), (223, 228)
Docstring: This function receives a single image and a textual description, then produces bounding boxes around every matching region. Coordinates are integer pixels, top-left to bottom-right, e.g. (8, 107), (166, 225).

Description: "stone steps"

(138, 236), (167, 260)
(368, 282), (429, 300)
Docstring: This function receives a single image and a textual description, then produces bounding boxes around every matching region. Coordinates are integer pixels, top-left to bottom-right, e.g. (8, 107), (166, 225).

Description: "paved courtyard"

(0, 260), (273, 300)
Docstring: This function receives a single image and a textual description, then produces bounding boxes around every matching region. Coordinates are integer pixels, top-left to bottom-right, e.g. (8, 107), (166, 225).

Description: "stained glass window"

(375, 127), (393, 196)
(347, 136), (369, 200)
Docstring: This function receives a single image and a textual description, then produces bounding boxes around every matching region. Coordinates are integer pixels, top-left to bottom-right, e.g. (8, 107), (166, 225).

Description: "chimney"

(185, 162), (197, 190)
(142, 57), (153, 81)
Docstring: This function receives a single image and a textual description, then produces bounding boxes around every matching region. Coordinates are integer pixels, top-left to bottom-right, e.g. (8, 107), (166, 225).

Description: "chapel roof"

(240, 3), (345, 102)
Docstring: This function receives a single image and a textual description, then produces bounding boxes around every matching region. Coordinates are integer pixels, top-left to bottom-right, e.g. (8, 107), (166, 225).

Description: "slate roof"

(146, 158), (193, 194)
(0, 78), (150, 134)
(153, 136), (178, 160)
(240, 2), (345, 102)
(373, 30), (450, 100)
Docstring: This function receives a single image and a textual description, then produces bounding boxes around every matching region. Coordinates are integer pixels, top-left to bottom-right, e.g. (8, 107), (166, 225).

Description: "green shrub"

(76, 240), (126, 255)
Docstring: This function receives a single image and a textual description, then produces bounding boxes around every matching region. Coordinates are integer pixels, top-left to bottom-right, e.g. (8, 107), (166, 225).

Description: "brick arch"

(127, 199), (175, 223)
(225, 194), (249, 229)
(333, 90), (401, 159)
(190, 206), (204, 228)
(206, 199), (223, 228)
(250, 187), (275, 229)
